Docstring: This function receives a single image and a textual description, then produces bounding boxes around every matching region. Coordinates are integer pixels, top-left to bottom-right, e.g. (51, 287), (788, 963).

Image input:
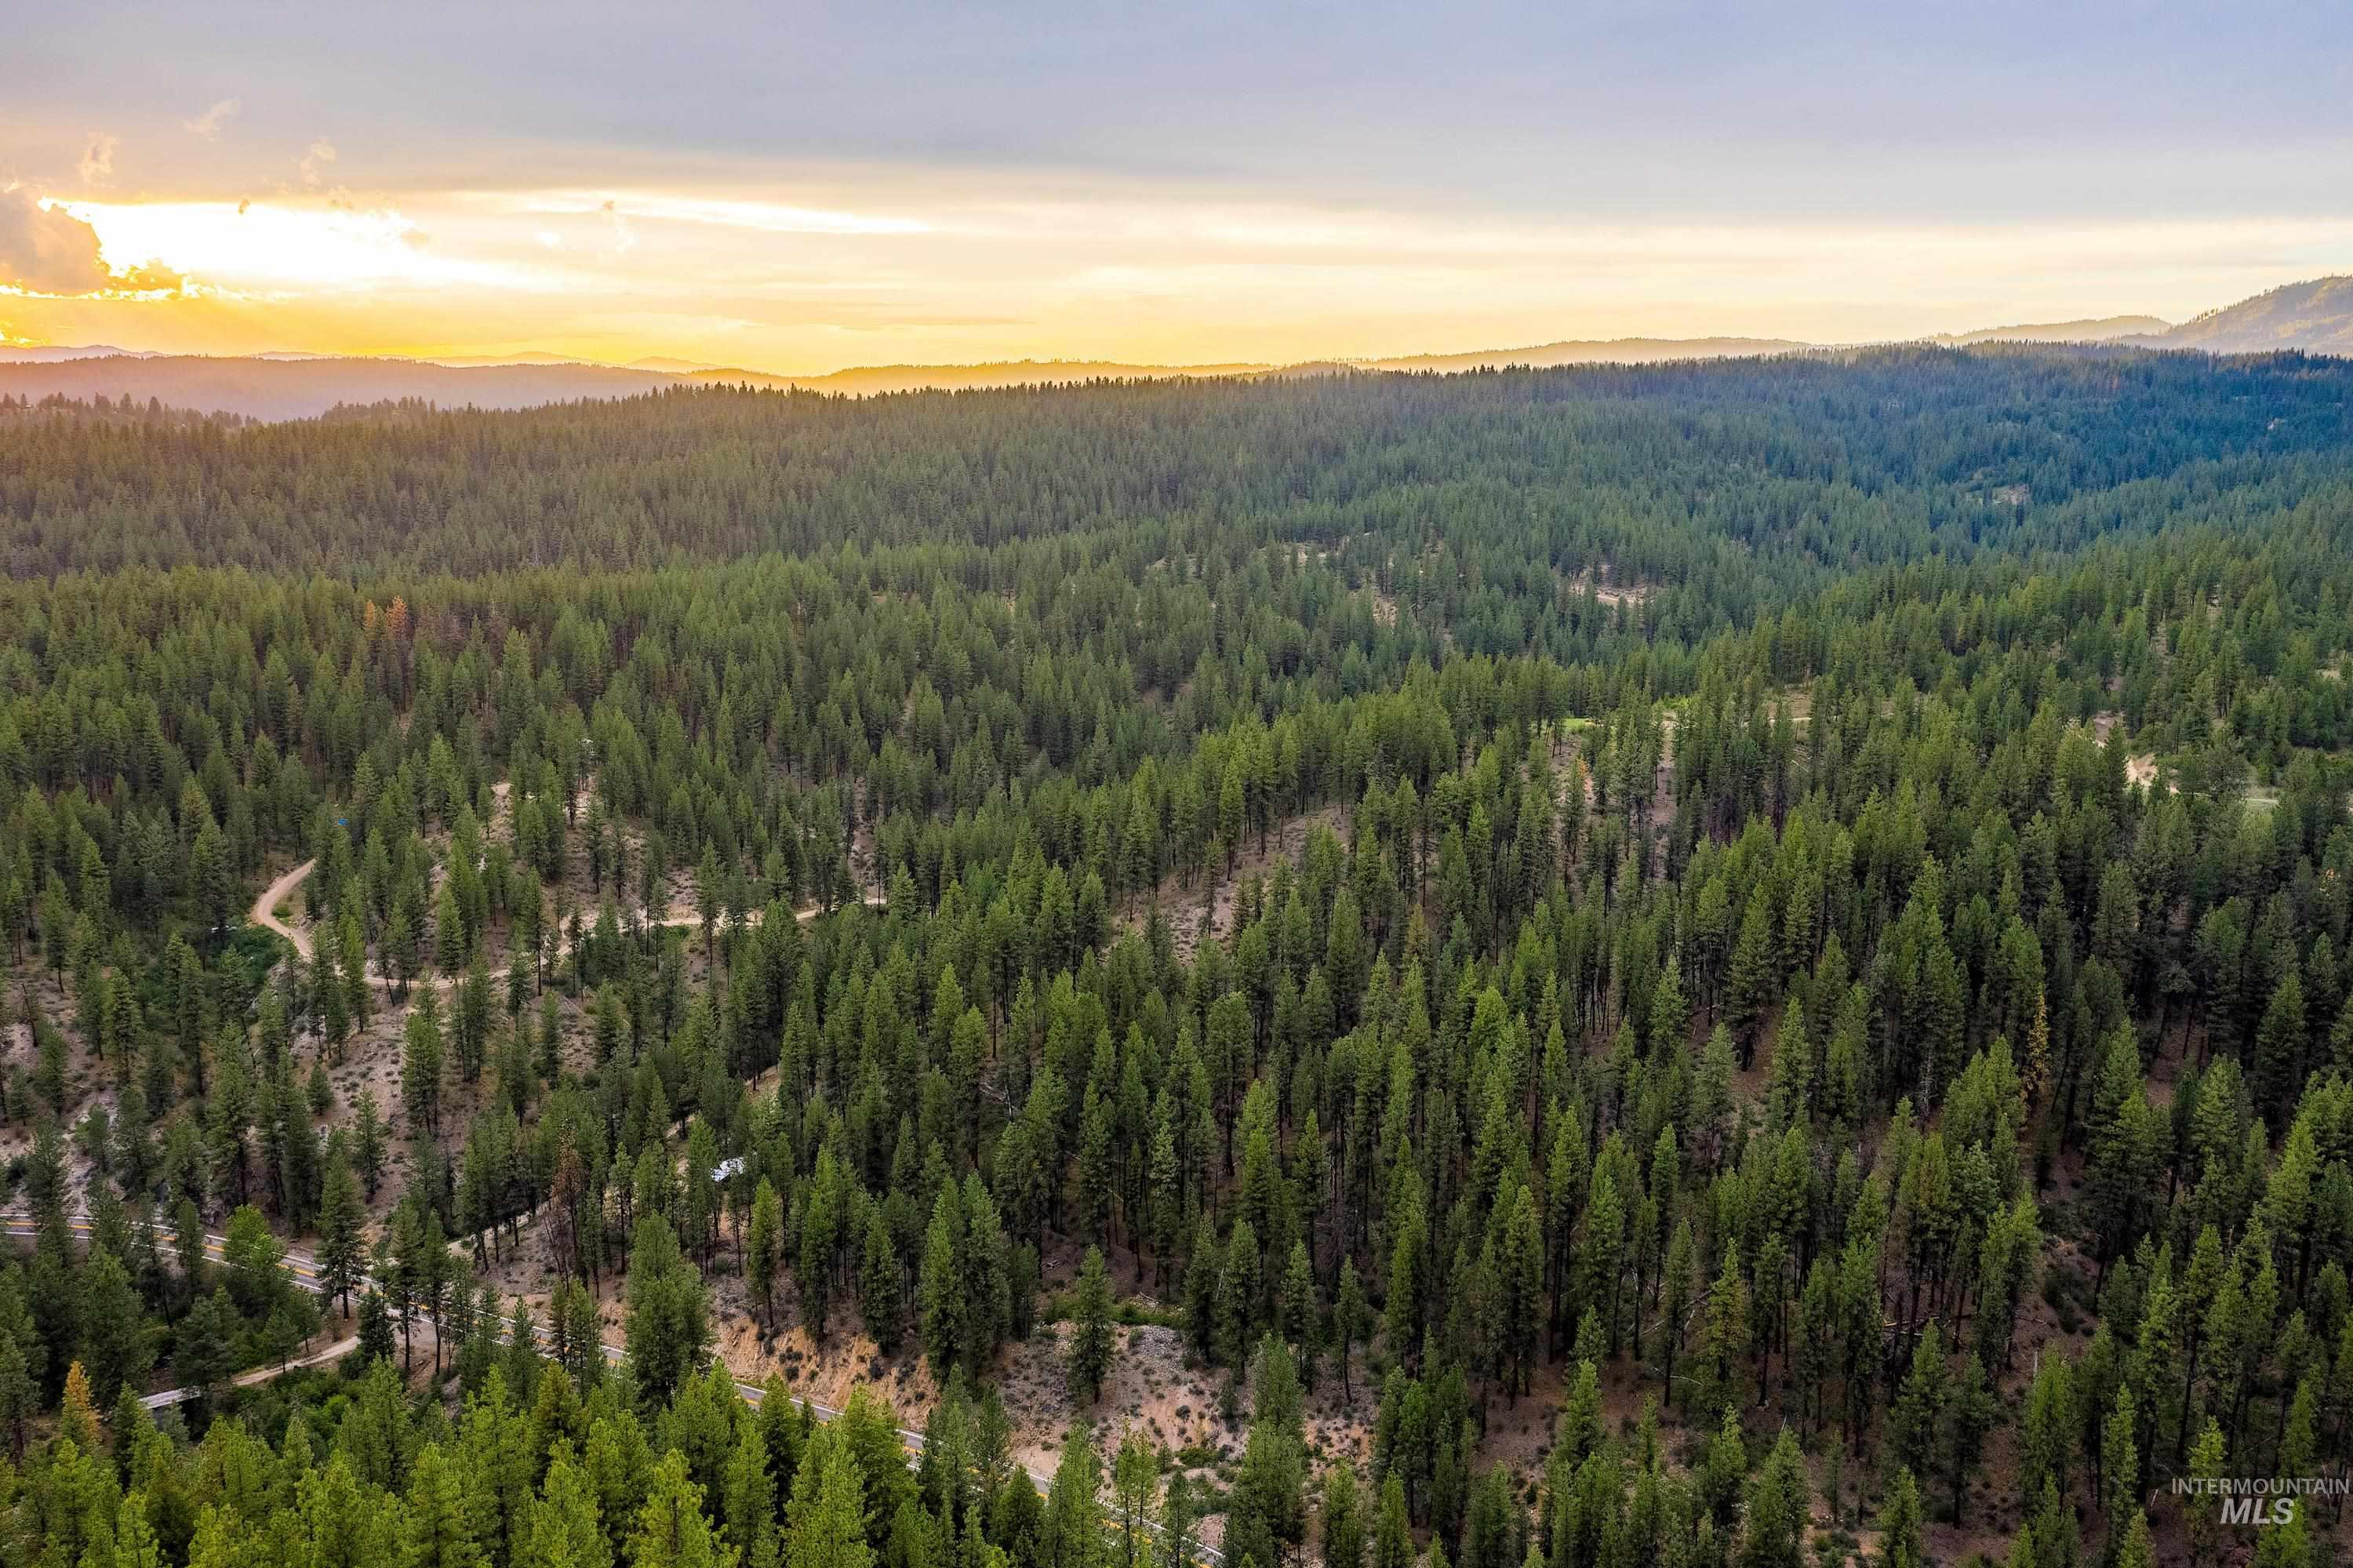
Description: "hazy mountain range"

(1926, 315), (2173, 347)
(2151, 275), (2353, 353)
(5, 275), (2351, 422)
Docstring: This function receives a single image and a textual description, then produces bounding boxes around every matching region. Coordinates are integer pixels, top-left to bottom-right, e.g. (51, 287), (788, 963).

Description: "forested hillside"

(0, 347), (2348, 1568)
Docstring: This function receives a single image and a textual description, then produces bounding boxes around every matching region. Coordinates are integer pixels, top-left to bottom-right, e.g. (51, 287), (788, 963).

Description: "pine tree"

(747, 1180), (784, 1335)
(437, 882), (469, 978)
(1333, 1261), (1370, 1403)
(1155, 1470), (1199, 1568)
(858, 1210), (904, 1352)
(1661, 1217), (1697, 1407)
(1701, 1247), (1751, 1414)
(1370, 1475), (1413, 1568)
(692, 838), (720, 960)
(2184, 1417), (2227, 1566)
(77, 1246), (154, 1406)
(177, 1286), (237, 1405)
(354, 1087), (389, 1198)
(358, 1285), (398, 1365)
(2115, 1512), (2157, 1568)
(721, 1420), (779, 1568)
(2103, 1384), (2141, 1525)
(0, 1333), (30, 1461)
(525, 1443), (613, 1568)
(320, 1155), (366, 1315)
(1948, 1352), (1995, 1524)
(1875, 1470), (1926, 1568)
(1556, 1359), (1605, 1469)
(1740, 1428), (1811, 1568)
(1889, 1321), (1947, 1486)
(1183, 1220), (1221, 1365)
(1040, 1424), (1105, 1568)
(406, 1442), (492, 1568)
(118, 1488), (166, 1568)
(788, 1434), (873, 1568)
(631, 1449), (735, 1568)
(1228, 1410), (1309, 1568)
(1068, 1246), (1117, 1406)
(506, 1294), (544, 1404)
(1319, 1468), (1366, 1568)
(1728, 889), (1777, 1067)
(2017, 1354), (2072, 1505)
(1220, 1217), (1264, 1369)
(624, 1214), (712, 1410)
(918, 1187), (964, 1376)
(1499, 1183), (1543, 1399)
(2253, 970), (2306, 1115)
(1700, 1403), (1749, 1542)
(406, 997), (448, 1134)
(1111, 1428), (1158, 1568)
(1278, 1240), (1318, 1390)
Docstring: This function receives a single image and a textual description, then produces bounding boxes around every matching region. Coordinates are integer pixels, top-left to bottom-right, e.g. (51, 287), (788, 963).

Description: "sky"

(5, 0), (2352, 373)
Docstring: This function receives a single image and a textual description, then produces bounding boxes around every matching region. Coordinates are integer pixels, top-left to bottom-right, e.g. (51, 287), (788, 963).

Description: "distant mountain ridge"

(700, 358), (1274, 396)
(0, 344), (155, 363)
(5, 275), (2348, 420)
(1360, 336), (1813, 372)
(0, 355), (673, 421)
(1929, 315), (2172, 346)
(2140, 275), (2353, 355)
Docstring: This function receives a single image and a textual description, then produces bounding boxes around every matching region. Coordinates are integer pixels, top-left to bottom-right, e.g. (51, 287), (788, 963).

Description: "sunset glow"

(5, 1), (2350, 370)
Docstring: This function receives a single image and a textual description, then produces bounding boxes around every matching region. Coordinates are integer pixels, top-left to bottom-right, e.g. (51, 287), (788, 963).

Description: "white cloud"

(185, 98), (242, 139)
(601, 198), (635, 254)
(78, 134), (120, 185)
(67, 197), (557, 294)
(511, 190), (927, 238)
(0, 187), (111, 293)
(612, 193), (928, 237)
(299, 138), (337, 187)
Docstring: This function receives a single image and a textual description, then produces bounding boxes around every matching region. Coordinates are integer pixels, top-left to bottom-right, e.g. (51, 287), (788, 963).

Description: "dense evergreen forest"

(0, 347), (2349, 1568)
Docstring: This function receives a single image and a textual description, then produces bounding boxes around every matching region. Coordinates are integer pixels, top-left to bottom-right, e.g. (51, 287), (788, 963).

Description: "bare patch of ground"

(1563, 566), (1658, 609)
(1118, 804), (1351, 959)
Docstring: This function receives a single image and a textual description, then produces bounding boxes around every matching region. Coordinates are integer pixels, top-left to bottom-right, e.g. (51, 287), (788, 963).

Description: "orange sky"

(7, 3), (2351, 371)
(13, 185), (2353, 372)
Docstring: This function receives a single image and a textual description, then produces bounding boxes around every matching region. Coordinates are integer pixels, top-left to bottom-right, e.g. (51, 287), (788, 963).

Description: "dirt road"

(249, 859), (320, 959)
(248, 857), (883, 987)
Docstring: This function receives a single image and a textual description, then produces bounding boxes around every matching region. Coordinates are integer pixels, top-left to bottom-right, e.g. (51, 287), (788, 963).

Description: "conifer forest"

(0, 347), (2350, 1568)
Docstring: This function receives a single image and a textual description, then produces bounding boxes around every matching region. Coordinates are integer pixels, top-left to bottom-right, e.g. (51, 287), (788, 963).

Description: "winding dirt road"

(247, 858), (883, 987)
(249, 860), (320, 959)
(0, 1210), (1220, 1557)
(212, 866), (1234, 1548)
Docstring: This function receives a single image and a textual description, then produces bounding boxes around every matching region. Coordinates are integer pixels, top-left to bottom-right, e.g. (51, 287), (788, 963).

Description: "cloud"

(0, 187), (111, 293)
(112, 260), (185, 293)
(78, 134), (120, 185)
(68, 197), (548, 295)
(185, 98), (242, 139)
(508, 189), (929, 239)
(299, 138), (337, 187)
(601, 198), (636, 254)
(599, 192), (928, 237)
